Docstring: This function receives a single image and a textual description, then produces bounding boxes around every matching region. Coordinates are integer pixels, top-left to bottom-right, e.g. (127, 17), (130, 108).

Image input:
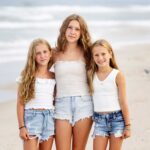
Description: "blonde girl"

(53, 14), (93, 150)
(17, 39), (55, 150)
(88, 39), (131, 150)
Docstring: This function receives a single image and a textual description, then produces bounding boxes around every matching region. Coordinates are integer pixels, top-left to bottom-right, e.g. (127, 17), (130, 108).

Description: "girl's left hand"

(122, 127), (131, 139)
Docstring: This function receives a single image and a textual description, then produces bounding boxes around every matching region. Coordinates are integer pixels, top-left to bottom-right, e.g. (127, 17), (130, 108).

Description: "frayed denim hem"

(40, 134), (54, 143)
(92, 130), (124, 138)
(111, 130), (124, 138)
(92, 132), (109, 139)
(54, 114), (72, 124)
(73, 113), (93, 126)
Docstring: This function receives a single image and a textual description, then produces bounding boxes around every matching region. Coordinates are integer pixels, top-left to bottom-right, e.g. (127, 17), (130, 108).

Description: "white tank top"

(16, 77), (56, 109)
(54, 60), (89, 98)
(92, 69), (121, 112)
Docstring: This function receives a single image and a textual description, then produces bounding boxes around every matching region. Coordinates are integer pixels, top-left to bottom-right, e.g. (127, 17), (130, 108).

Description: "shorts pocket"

(25, 114), (34, 121)
(93, 115), (102, 123)
(24, 112), (35, 121)
(114, 114), (124, 122)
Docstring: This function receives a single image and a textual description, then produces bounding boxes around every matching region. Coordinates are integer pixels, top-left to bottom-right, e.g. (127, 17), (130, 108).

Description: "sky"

(0, 0), (149, 6)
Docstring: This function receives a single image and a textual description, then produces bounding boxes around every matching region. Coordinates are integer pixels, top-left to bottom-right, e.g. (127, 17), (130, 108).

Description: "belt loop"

(43, 109), (47, 116)
(48, 109), (51, 114)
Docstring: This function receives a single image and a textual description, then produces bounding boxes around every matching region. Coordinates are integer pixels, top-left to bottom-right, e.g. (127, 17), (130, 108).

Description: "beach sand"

(0, 44), (150, 150)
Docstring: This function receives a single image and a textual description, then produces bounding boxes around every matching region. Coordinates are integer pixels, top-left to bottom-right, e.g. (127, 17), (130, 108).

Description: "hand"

(122, 127), (131, 139)
(19, 127), (30, 140)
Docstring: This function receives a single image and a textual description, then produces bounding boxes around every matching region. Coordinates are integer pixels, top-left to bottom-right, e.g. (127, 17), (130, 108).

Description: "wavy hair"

(56, 14), (92, 68)
(87, 39), (119, 94)
(18, 38), (52, 104)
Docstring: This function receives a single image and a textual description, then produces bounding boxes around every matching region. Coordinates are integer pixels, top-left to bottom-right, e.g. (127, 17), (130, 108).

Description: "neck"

(36, 66), (48, 76)
(66, 43), (78, 52)
(98, 66), (112, 73)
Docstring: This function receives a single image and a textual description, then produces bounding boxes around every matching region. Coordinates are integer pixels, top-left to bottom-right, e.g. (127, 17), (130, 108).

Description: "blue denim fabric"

(92, 110), (125, 138)
(54, 95), (93, 126)
(24, 109), (55, 142)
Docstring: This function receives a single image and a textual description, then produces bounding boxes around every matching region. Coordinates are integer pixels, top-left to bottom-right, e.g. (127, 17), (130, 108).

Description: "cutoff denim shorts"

(24, 109), (55, 142)
(92, 110), (125, 138)
(54, 95), (94, 126)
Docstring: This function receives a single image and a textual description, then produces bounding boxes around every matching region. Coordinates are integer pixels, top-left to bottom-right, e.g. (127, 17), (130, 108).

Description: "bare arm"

(17, 92), (24, 128)
(116, 71), (131, 138)
(16, 91), (29, 140)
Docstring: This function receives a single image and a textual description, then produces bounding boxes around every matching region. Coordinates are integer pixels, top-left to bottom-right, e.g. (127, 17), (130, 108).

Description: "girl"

(53, 14), (93, 150)
(16, 39), (55, 150)
(88, 39), (131, 150)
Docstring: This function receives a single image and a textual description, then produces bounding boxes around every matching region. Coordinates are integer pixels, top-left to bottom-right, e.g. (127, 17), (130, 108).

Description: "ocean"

(0, 0), (150, 102)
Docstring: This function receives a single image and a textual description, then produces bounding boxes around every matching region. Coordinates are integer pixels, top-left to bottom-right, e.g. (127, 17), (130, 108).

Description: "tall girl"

(88, 39), (131, 150)
(16, 39), (55, 150)
(53, 14), (93, 150)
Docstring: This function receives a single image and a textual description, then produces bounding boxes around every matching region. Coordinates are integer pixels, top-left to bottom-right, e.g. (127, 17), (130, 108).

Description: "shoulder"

(116, 70), (126, 85)
(48, 71), (55, 79)
(52, 47), (61, 62)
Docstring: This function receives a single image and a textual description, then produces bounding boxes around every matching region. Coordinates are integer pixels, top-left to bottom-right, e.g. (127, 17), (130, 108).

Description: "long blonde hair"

(18, 38), (52, 104)
(88, 39), (119, 94)
(57, 14), (92, 68)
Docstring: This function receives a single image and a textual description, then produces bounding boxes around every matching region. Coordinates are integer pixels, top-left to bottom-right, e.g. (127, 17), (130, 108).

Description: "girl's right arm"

(17, 92), (30, 140)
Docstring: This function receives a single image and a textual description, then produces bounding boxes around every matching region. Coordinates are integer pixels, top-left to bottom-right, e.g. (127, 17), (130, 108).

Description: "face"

(65, 20), (81, 43)
(92, 45), (112, 68)
(35, 44), (51, 67)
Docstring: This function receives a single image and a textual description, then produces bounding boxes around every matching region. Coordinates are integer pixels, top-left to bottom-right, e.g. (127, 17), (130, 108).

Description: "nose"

(98, 55), (103, 60)
(70, 28), (75, 34)
(40, 52), (45, 59)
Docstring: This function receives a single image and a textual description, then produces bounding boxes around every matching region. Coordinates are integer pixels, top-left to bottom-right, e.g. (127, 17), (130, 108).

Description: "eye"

(75, 27), (80, 31)
(94, 54), (99, 57)
(68, 26), (73, 29)
(43, 50), (48, 53)
(36, 51), (41, 55)
(102, 52), (106, 56)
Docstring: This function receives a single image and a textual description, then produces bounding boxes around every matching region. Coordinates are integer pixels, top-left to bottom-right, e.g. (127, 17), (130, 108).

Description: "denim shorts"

(24, 109), (55, 142)
(54, 95), (93, 126)
(92, 110), (125, 138)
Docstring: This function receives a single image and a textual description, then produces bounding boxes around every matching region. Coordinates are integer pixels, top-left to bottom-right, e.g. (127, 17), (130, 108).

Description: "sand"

(0, 44), (150, 150)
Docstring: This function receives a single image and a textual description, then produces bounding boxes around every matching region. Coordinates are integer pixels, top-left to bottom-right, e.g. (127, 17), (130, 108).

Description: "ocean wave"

(0, 38), (56, 49)
(113, 40), (150, 48)
(0, 5), (150, 22)
(0, 21), (61, 28)
(0, 40), (29, 47)
(1, 5), (150, 13)
(0, 50), (27, 55)
(0, 20), (150, 29)
(0, 55), (26, 63)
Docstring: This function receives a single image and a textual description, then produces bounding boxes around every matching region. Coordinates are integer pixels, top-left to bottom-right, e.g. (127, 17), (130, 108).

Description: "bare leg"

(39, 136), (54, 150)
(24, 137), (38, 150)
(93, 136), (108, 150)
(55, 119), (72, 150)
(109, 135), (123, 150)
(72, 117), (93, 150)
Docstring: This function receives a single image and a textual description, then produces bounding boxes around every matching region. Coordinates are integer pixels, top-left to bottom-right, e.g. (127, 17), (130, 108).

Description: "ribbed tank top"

(92, 69), (121, 112)
(54, 60), (90, 98)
